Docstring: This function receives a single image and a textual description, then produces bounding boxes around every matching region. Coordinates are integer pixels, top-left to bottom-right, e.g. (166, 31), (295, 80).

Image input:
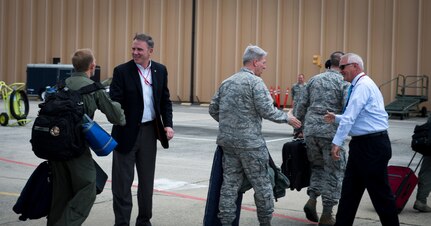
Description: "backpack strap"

(78, 82), (105, 95)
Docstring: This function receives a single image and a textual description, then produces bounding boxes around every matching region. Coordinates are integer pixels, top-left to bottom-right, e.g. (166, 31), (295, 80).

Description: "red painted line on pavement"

(1, 157), (316, 224)
(155, 188), (208, 202)
(0, 157), (38, 167)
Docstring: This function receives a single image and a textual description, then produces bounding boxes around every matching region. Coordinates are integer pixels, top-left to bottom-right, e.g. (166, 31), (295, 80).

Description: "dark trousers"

(335, 134), (399, 226)
(112, 122), (157, 226)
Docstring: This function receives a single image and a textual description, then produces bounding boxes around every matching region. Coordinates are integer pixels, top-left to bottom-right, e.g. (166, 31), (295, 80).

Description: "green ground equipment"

(379, 75), (429, 120)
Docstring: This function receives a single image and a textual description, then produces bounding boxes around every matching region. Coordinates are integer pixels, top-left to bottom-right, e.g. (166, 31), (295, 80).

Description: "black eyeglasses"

(340, 63), (354, 70)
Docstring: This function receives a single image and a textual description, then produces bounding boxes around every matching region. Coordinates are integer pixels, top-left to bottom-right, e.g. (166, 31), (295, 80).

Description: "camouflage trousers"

(218, 146), (274, 225)
(305, 136), (346, 208)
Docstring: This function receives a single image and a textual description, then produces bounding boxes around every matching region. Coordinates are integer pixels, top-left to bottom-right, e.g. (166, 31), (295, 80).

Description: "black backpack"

(30, 82), (104, 161)
(411, 117), (431, 156)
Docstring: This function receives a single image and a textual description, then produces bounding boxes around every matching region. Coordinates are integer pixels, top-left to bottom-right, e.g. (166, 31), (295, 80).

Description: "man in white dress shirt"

(324, 53), (399, 226)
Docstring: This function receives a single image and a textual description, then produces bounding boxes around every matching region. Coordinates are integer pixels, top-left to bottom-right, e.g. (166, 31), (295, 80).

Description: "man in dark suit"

(110, 33), (174, 226)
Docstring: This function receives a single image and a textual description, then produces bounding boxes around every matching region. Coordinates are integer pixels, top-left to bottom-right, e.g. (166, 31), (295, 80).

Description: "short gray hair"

(343, 53), (364, 70)
(243, 45), (267, 65)
(133, 33), (154, 48)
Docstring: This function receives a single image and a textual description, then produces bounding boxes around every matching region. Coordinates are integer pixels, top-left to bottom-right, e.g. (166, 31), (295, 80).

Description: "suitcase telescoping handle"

(407, 151), (424, 173)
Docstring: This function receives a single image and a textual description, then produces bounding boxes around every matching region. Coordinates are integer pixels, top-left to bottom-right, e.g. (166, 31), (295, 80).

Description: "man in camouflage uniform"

(292, 51), (349, 226)
(291, 73), (307, 137)
(209, 45), (301, 226)
(291, 73), (306, 108)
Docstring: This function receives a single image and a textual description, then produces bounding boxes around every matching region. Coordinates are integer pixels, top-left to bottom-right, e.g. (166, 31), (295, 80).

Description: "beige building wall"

(0, 0), (430, 109)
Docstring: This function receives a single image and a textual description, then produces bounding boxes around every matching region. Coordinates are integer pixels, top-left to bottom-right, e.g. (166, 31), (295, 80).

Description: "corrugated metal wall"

(0, 0), (430, 108)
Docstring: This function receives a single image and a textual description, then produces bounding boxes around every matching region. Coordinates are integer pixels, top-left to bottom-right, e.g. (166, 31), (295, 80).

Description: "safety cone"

(276, 86), (281, 108)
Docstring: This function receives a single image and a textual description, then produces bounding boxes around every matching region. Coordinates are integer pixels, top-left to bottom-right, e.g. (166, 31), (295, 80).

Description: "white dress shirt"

(332, 72), (389, 146)
(137, 62), (155, 123)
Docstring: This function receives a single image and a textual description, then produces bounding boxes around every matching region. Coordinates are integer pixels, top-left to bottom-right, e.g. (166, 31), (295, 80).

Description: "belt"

(138, 120), (154, 126)
(352, 130), (387, 140)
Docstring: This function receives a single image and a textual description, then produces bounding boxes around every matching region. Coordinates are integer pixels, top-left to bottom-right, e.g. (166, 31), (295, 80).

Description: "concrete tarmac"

(0, 100), (430, 225)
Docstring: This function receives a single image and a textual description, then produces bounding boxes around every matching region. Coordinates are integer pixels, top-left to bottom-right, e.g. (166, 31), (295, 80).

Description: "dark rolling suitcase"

(203, 146), (242, 226)
(281, 139), (311, 191)
(387, 152), (424, 213)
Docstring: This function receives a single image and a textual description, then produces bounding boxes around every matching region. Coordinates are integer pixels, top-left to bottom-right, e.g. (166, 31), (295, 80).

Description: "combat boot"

(319, 206), (335, 226)
(319, 213), (335, 226)
(303, 199), (318, 222)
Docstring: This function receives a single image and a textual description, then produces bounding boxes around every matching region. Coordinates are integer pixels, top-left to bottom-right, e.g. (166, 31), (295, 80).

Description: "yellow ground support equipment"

(0, 81), (31, 126)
